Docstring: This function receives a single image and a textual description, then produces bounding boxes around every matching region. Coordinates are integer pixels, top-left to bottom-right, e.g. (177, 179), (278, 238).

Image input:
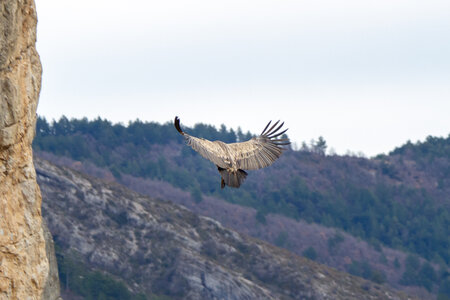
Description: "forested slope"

(37, 157), (417, 300)
(33, 116), (450, 297)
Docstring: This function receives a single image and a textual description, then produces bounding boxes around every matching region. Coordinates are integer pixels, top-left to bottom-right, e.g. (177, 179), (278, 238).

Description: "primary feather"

(174, 116), (290, 188)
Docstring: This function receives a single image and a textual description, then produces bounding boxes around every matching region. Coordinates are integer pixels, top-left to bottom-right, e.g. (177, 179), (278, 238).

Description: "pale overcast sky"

(35, 0), (450, 156)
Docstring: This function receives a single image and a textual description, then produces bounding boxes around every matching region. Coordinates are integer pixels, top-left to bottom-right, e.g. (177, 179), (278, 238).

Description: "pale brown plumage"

(174, 116), (290, 188)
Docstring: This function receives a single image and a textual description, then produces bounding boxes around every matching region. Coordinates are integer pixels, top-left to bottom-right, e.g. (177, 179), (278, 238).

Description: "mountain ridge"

(33, 116), (450, 298)
(36, 156), (416, 300)
(35, 150), (436, 299)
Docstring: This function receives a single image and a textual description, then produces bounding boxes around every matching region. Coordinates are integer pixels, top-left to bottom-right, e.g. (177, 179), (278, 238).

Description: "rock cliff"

(0, 1), (58, 299)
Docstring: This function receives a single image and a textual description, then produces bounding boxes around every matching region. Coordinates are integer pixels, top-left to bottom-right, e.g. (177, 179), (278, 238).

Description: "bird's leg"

(221, 178), (225, 189)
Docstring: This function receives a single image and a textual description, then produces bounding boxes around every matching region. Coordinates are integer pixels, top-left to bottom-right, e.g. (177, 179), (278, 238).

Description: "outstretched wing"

(175, 117), (230, 168)
(184, 135), (231, 168)
(228, 120), (290, 170)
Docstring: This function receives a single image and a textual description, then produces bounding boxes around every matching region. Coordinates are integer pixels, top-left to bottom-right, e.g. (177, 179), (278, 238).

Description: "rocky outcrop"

(41, 220), (61, 300)
(37, 157), (415, 300)
(0, 1), (56, 299)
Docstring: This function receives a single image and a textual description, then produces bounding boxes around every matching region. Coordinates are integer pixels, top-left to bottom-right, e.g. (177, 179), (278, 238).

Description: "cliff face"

(0, 1), (53, 299)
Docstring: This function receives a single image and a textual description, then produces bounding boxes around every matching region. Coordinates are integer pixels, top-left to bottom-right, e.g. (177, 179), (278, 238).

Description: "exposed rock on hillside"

(0, 0), (57, 299)
(36, 157), (414, 300)
(41, 220), (61, 300)
(35, 151), (435, 298)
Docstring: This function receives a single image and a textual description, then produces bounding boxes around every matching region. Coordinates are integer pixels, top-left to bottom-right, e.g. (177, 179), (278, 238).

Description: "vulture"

(174, 116), (290, 188)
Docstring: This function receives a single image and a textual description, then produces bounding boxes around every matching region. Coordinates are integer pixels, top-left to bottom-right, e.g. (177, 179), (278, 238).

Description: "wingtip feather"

(261, 120), (272, 136)
(174, 116), (184, 135)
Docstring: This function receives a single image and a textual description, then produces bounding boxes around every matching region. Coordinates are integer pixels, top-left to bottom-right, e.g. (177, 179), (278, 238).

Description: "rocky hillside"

(36, 151), (442, 299)
(0, 1), (59, 299)
(36, 157), (415, 300)
(32, 117), (450, 298)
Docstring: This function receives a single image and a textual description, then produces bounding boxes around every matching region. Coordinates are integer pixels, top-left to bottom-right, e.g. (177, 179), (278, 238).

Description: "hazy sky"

(35, 0), (450, 156)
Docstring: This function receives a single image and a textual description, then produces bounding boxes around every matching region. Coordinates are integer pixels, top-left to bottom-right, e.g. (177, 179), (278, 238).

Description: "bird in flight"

(174, 117), (290, 188)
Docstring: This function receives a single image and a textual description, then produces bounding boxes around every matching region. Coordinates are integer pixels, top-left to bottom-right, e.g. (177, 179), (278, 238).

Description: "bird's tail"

(218, 167), (248, 188)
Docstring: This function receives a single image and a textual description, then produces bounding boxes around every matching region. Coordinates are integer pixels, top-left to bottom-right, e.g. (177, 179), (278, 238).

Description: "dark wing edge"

(174, 116), (184, 135)
(231, 120), (290, 170)
(174, 116), (229, 168)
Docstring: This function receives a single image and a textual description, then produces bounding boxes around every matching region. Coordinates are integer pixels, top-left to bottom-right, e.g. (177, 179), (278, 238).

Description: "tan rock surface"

(0, 0), (50, 299)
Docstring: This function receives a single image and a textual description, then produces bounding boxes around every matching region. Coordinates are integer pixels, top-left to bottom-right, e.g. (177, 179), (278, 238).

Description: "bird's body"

(174, 117), (290, 188)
